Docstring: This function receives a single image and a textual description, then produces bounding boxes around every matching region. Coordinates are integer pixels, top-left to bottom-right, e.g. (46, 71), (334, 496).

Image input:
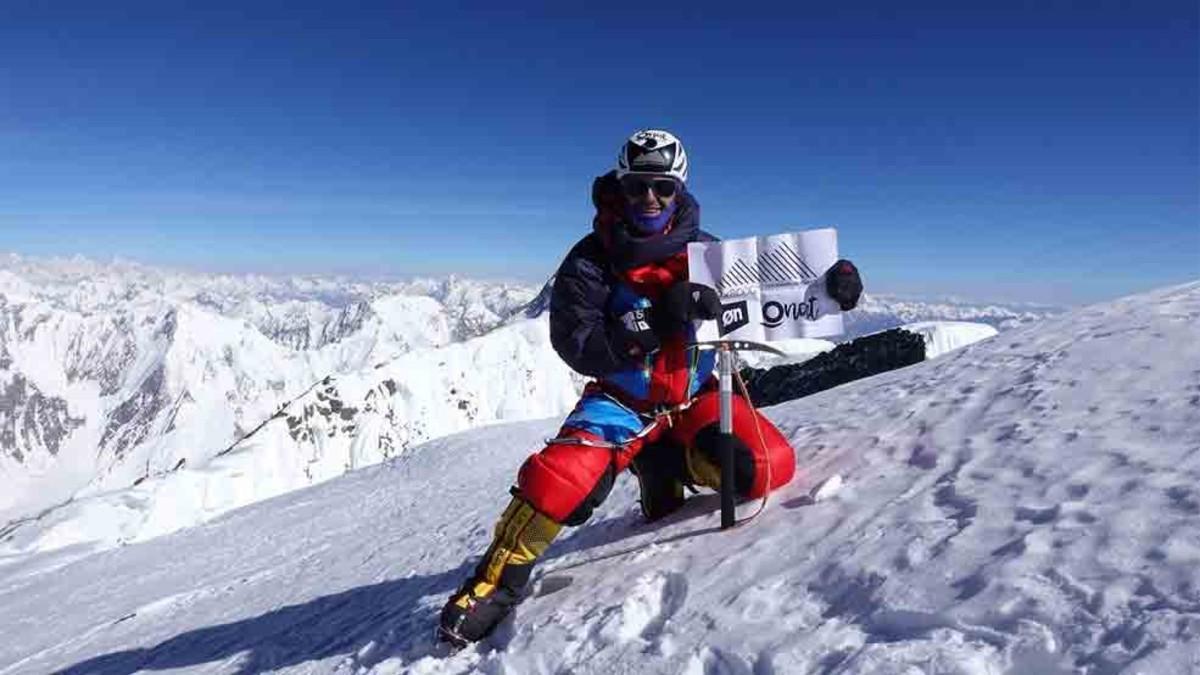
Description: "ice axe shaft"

(717, 343), (736, 529)
(687, 339), (782, 530)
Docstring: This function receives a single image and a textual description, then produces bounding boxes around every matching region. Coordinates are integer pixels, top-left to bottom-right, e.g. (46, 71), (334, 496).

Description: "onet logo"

(718, 300), (750, 336)
(762, 298), (818, 328)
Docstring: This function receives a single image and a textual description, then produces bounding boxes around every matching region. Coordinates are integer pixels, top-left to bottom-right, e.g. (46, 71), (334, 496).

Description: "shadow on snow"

(56, 494), (730, 674)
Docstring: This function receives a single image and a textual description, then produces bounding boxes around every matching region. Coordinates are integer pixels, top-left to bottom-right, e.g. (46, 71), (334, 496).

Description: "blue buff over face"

(624, 199), (678, 235)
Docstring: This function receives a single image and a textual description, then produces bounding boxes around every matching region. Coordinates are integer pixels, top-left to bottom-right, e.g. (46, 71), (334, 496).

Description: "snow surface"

(0, 281), (1195, 674)
(903, 322), (1000, 360)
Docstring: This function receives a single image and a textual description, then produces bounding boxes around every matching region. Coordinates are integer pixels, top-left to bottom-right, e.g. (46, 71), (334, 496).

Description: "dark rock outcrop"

(742, 329), (927, 408)
(0, 374), (85, 462)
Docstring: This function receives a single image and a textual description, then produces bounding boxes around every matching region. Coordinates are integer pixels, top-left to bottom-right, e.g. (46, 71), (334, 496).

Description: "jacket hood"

(590, 171), (700, 270)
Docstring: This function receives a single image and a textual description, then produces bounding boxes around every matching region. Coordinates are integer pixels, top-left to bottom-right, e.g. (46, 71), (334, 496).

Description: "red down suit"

(520, 173), (797, 525)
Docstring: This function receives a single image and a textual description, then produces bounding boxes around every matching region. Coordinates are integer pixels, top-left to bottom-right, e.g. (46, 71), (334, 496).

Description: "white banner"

(688, 228), (844, 343)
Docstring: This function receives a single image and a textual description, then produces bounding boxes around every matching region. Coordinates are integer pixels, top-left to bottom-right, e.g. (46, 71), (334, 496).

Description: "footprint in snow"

(592, 570), (688, 646)
(1015, 504), (1061, 525)
(532, 575), (573, 599)
(684, 646), (755, 675)
(1165, 485), (1200, 514)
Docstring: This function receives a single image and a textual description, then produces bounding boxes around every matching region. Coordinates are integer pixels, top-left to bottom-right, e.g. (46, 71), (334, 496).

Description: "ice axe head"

(686, 339), (786, 358)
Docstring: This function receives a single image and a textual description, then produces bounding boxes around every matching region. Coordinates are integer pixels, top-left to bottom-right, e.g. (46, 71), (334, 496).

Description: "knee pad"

(562, 465), (615, 526)
(672, 392), (797, 498)
(517, 434), (616, 524)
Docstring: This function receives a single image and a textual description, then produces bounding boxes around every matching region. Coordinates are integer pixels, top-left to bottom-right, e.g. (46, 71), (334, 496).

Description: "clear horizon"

(1, 2), (1196, 305)
(8, 247), (1196, 310)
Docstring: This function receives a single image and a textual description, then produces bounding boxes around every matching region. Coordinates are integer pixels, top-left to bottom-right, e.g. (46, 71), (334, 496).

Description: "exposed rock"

(65, 316), (138, 396)
(0, 374), (85, 461)
(742, 329), (927, 408)
(99, 365), (169, 462)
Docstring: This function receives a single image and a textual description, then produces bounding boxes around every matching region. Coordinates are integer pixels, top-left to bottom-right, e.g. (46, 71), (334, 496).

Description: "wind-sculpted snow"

(0, 281), (1194, 674)
(902, 320), (999, 359)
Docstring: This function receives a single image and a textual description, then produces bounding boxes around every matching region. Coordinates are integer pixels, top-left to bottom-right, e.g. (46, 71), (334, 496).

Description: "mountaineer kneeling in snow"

(438, 129), (864, 647)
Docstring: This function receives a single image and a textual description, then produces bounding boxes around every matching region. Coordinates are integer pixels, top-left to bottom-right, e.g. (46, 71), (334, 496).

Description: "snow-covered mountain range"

(0, 254), (541, 524)
(0, 280), (1193, 675)
(0, 254), (1056, 559)
(843, 293), (1058, 336)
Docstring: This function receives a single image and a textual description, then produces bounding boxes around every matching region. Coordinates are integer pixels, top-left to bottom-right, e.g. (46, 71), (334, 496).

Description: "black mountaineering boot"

(630, 440), (688, 522)
(438, 582), (522, 648)
(437, 496), (561, 647)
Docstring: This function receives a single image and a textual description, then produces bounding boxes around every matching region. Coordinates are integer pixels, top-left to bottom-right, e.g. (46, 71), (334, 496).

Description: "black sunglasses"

(620, 175), (678, 199)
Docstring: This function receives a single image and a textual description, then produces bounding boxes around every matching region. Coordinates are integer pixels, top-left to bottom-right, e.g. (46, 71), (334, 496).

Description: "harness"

(543, 388), (698, 450)
(547, 342), (781, 529)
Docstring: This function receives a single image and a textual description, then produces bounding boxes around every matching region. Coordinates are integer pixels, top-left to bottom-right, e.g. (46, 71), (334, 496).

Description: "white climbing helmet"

(615, 129), (689, 183)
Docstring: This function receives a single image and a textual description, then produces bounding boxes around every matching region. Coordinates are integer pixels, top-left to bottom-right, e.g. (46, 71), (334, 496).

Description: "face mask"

(624, 198), (678, 235)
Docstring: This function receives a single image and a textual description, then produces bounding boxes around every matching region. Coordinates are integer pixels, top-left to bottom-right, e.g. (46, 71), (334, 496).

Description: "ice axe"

(688, 339), (786, 529)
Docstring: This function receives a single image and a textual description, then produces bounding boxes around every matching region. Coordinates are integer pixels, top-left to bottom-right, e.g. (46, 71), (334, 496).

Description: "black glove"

(614, 308), (660, 358)
(655, 282), (721, 334)
(825, 259), (863, 311)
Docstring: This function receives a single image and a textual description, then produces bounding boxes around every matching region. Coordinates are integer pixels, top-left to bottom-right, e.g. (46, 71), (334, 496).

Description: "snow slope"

(0, 281), (1194, 674)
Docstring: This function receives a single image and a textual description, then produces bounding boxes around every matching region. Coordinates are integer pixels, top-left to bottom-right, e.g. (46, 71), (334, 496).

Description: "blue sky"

(1, 1), (1196, 304)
